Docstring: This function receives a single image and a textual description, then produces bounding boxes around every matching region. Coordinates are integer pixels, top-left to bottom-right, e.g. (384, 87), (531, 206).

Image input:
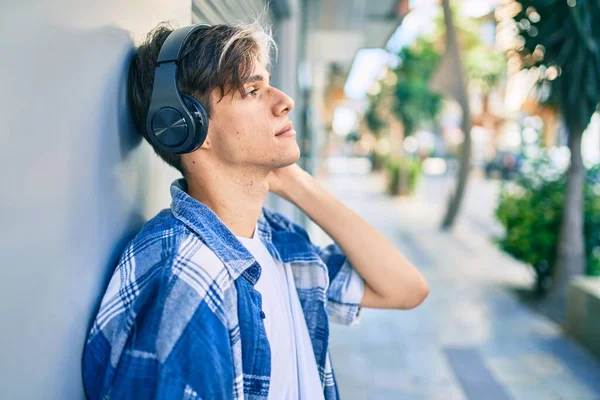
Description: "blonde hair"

(218, 17), (277, 71)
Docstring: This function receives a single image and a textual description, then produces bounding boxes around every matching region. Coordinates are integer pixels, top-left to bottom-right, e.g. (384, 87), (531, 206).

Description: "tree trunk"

(438, 0), (473, 230)
(545, 130), (586, 322)
(441, 110), (473, 230)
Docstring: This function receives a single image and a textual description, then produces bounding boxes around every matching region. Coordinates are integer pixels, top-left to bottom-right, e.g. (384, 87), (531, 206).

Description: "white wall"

(0, 1), (191, 398)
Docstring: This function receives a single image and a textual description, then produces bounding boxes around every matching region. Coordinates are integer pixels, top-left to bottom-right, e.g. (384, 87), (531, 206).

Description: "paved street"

(312, 169), (600, 400)
(417, 174), (505, 239)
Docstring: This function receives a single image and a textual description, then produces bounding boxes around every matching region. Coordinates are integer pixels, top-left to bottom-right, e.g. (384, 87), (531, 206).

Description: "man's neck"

(186, 164), (269, 239)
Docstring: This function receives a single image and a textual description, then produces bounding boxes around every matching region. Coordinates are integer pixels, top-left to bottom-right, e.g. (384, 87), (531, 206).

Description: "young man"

(82, 20), (429, 400)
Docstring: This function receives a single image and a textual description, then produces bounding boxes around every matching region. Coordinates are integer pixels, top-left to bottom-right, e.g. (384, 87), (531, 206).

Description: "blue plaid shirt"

(83, 178), (365, 399)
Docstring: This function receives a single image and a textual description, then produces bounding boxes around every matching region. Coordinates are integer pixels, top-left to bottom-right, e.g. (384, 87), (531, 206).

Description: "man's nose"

(274, 89), (295, 116)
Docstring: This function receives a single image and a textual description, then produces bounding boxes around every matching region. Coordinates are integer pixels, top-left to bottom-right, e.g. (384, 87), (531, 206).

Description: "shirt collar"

(169, 178), (318, 282)
(170, 178), (268, 283)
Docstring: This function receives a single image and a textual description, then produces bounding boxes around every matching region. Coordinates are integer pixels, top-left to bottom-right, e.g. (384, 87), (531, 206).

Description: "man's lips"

(275, 124), (294, 136)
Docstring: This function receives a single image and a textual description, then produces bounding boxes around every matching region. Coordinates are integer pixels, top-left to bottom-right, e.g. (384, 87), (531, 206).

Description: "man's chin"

(271, 152), (301, 170)
(286, 148), (302, 165)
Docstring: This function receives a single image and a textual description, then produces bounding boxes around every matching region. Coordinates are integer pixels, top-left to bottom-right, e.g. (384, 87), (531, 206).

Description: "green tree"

(430, 0), (507, 229)
(391, 39), (443, 137)
(388, 40), (443, 196)
(364, 0), (505, 208)
(431, 0), (473, 229)
(364, 92), (387, 136)
(511, 0), (600, 317)
(363, 39), (442, 180)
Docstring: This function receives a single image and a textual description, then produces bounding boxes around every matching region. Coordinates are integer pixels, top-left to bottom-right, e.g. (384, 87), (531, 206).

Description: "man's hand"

(267, 163), (313, 203)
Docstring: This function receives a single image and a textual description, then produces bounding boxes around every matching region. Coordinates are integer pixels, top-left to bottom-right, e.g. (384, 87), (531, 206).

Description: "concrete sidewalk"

(312, 171), (600, 400)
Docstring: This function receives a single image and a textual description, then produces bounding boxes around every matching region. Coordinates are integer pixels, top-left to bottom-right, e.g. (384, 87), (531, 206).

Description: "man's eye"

(245, 88), (259, 98)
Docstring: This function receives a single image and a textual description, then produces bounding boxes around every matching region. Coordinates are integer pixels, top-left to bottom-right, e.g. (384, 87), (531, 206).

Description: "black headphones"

(145, 24), (211, 154)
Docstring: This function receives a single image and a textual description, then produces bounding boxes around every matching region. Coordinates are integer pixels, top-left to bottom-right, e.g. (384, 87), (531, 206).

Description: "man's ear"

(200, 129), (212, 149)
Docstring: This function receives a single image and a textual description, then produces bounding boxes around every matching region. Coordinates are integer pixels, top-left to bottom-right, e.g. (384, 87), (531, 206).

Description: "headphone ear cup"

(181, 94), (209, 152)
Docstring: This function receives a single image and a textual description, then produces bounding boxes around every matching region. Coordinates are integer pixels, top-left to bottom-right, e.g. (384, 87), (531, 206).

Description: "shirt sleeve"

(317, 242), (365, 326)
(263, 208), (365, 326)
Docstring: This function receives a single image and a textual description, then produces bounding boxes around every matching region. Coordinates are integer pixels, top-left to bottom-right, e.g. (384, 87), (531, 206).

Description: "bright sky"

(344, 49), (393, 100)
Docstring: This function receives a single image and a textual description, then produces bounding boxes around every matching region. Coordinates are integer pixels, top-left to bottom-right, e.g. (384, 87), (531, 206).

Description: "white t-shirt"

(236, 225), (325, 400)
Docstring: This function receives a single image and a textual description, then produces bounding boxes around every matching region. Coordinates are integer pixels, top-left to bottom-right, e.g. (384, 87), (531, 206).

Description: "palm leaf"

(513, 0), (600, 133)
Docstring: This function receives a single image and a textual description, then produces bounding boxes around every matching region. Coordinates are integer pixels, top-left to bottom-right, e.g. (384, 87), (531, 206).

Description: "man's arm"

(268, 165), (429, 310)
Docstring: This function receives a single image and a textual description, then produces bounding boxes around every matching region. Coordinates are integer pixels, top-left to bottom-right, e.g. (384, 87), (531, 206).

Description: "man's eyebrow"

(244, 74), (271, 84)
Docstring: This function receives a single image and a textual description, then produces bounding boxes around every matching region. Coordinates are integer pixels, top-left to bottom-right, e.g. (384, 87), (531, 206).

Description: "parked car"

(484, 151), (522, 180)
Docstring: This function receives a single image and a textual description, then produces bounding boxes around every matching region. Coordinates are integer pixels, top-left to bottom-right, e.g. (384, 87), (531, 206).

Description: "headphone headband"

(144, 24), (211, 155)
(157, 24), (210, 64)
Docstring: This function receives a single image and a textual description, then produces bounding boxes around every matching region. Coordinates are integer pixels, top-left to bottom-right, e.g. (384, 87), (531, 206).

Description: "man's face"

(203, 59), (300, 170)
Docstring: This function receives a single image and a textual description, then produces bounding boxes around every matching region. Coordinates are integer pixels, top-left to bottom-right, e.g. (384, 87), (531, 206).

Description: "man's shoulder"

(261, 207), (310, 240)
(261, 207), (323, 265)
(121, 208), (230, 293)
(86, 209), (232, 363)
(94, 209), (230, 332)
(128, 208), (186, 252)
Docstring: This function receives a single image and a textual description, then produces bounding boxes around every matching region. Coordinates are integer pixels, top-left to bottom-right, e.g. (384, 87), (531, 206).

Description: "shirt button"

(260, 311), (266, 319)
(248, 266), (259, 277)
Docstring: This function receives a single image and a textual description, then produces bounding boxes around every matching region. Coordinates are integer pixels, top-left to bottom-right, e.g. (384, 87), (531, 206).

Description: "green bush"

(495, 153), (600, 295)
(385, 156), (421, 196)
(369, 151), (388, 171)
